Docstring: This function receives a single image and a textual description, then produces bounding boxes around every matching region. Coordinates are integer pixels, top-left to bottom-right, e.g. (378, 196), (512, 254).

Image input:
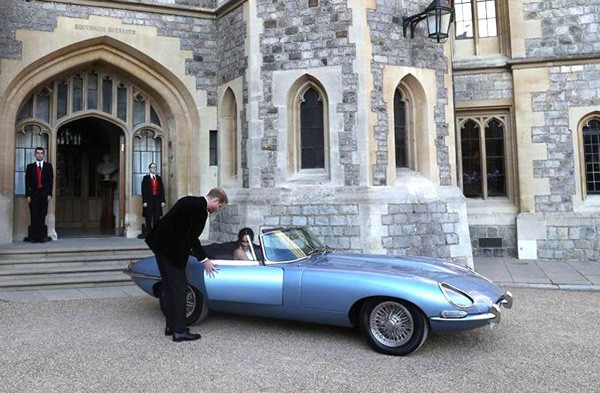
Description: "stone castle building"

(0, 0), (598, 265)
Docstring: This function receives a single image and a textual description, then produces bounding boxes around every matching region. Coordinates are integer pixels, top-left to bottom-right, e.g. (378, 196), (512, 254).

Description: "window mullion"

(472, 0), (480, 54)
(480, 125), (488, 199)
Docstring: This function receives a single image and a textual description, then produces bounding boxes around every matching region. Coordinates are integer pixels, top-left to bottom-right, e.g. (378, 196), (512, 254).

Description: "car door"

(203, 259), (284, 305)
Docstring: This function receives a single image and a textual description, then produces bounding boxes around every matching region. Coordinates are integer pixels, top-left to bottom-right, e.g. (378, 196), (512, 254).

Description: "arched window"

(288, 76), (329, 179)
(583, 118), (600, 195)
(393, 89), (407, 168)
(132, 129), (163, 196)
(14, 124), (49, 195)
(299, 87), (325, 169)
(458, 114), (509, 199)
(485, 119), (506, 196)
(461, 120), (481, 197)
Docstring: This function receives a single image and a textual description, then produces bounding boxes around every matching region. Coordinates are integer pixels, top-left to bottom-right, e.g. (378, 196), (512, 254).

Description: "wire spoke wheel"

(360, 298), (428, 356)
(369, 301), (414, 347)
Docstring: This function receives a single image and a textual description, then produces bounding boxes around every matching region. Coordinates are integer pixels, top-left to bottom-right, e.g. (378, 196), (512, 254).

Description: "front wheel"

(360, 298), (429, 356)
(159, 284), (209, 326)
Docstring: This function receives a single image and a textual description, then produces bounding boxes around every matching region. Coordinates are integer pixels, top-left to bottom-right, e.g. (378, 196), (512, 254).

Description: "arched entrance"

(55, 117), (124, 236)
(0, 37), (202, 243)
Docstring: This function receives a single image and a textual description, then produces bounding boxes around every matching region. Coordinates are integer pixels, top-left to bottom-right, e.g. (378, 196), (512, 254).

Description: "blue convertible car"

(124, 227), (512, 356)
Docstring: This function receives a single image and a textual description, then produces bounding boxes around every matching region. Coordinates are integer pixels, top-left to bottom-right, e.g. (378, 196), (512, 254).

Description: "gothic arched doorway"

(55, 117), (124, 236)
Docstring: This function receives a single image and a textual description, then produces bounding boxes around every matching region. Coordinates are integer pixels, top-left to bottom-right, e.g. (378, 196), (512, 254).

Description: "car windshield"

(260, 227), (327, 263)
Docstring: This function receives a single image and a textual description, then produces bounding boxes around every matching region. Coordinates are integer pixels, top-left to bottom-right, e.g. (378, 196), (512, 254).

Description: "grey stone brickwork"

(523, 0), (600, 59)
(217, 5), (246, 85)
(210, 189), (469, 264)
(210, 204), (242, 242)
(368, 0), (453, 186)
(263, 203), (362, 250)
(532, 64), (600, 213)
(469, 225), (517, 257)
(256, 0), (360, 187)
(119, 0), (216, 9)
(453, 72), (514, 103)
(382, 202), (461, 259)
(538, 219), (599, 261)
(0, 0), (218, 105)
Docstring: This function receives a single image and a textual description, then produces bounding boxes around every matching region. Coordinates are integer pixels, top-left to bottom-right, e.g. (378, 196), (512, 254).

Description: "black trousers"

(156, 255), (188, 333)
(28, 190), (49, 241)
(145, 197), (162, 233)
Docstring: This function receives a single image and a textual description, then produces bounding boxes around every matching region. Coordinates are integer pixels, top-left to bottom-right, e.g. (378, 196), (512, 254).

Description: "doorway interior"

(55, 117), (124, 237)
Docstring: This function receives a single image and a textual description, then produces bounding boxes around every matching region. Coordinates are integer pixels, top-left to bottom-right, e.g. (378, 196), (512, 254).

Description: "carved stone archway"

(0, 36), (200, 242)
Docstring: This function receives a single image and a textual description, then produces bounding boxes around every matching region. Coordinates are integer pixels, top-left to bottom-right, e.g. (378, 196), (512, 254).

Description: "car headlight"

(439, 282), (474, 309)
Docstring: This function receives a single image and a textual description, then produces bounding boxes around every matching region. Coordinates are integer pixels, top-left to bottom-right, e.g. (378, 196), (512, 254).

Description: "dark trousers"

(156, 255), (188, 333)
(28, 190), (49, 241)
(145, 197), (162, 234)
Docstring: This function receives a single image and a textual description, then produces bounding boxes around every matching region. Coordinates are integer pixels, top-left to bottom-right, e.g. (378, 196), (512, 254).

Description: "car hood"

(307, 252), (503, 300)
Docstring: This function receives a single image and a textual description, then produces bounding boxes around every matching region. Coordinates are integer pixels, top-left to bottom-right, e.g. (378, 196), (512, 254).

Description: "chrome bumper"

(430, 290), (514, 325)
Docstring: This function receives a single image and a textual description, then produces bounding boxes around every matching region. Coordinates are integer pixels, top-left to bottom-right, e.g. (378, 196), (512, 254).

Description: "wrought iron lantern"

(403, 0), (454, 43)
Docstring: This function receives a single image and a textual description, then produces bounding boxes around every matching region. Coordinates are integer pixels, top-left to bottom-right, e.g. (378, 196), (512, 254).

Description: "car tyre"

(159, 284), (209, 326)
(360, 298), (429, 356)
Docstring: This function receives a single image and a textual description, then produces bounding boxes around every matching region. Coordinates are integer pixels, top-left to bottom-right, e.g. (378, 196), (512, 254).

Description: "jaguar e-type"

(124, 227), (512, 356)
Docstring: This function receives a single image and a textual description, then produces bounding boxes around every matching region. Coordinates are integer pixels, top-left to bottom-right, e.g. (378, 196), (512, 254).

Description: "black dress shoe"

(172, 331), (201, 342)
(165, 327), (189, 336)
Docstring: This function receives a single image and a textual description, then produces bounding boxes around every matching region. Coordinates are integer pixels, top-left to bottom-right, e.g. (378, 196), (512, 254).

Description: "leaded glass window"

(57, 81), (68, 119)
(454, 0), (497, 39)
(394, 89), (407, 168)
(14, 125), (48, 195)
(299, 87), (324, 169)
(133, 94), (146, 126)
(459, 116), (508, 199)
(87, 71), (98, 110)
(72, 74), (83, 112)
(583, 119), (600, 195)
(102, 76), (113, 114)
(132, 129), (162, 196)
(485, 119), (505, 196)
(35, 88), (51, 123)
(117, 84), (127, 121)
(461, 120), (482, 198)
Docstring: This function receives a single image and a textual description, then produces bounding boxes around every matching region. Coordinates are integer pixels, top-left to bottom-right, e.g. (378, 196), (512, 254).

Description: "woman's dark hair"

(237, 227), (254, 246)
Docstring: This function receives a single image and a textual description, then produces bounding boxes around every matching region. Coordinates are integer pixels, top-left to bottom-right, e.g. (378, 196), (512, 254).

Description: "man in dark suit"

(145, 187), (228, 342)
(25, 147), (54, 243)
(141, 163), (166, 236)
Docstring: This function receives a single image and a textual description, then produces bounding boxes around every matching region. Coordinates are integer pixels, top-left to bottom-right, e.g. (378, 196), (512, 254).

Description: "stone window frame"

(452, 0), (510, 57)
(578, 112), (600, 198)
(219, 87), (239, 184)
(456, 110), (516, 202)
(287, 76), (330, 181)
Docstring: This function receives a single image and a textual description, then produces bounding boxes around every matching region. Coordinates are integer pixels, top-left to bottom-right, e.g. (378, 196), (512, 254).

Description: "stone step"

(0, 260), (130, 276)
(0, 251), (152, 265)
(0, 271), (132, 290)
(0, 238), (153, 290)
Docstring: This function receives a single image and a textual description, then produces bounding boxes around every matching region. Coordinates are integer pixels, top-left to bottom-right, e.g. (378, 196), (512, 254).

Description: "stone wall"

(469, 224), (517, 257)
(453, 71), (513, 103)
(217, 4), (246, 85)
(256, 0), (359, 187)
(209, 185), (472, 265)
(523, 0), (600, 58)
(0, 0), (218, 106)
(537, 216), (599, 260)
(532, 64), (600, 213)
(368, 0), (452, 186)
(382, 202), (459, 259)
